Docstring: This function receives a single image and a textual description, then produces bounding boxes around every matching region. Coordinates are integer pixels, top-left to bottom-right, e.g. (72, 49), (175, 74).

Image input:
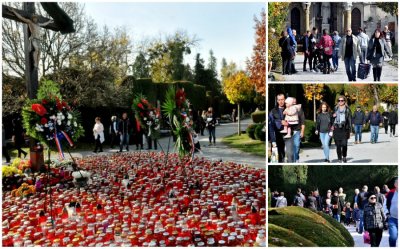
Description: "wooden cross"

(2, 2), (74, 99)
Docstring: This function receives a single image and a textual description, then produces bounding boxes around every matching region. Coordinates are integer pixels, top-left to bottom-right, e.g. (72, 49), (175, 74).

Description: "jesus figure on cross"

(9, 7), (53, 68)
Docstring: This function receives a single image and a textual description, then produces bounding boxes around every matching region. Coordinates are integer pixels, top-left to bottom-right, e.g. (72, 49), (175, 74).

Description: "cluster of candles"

(2, 152), (266, 247)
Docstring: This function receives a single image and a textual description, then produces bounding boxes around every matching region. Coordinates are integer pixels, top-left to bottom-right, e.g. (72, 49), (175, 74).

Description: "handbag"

(363, 231), (371, 244)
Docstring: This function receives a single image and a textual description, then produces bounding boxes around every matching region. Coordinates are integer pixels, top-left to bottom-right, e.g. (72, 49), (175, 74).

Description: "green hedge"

(251, 110), (266, 123)
(304, 119), (319, 143)
(255, 123), (266, 141)
(247, 124), (257, 139)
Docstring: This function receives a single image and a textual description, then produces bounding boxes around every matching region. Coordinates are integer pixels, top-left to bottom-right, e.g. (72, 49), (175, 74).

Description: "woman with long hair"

(205, 107), (217, 146)
(315, 102), (333, 162)
(332, 96), (352, 163)
(367, 29), (392, 81)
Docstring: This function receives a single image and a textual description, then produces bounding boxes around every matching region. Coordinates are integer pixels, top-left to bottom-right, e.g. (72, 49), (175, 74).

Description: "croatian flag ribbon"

(54, 131), (74, 160)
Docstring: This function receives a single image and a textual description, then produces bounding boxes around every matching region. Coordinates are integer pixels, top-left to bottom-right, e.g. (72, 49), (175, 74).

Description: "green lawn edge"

(221, 133), (266, 157)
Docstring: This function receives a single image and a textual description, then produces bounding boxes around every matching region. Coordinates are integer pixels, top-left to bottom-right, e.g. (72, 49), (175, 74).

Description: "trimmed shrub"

(251, 110), (266, 123)
(246, 124), (257, 140)
(254, 123), (266, 141)
(304, 119), (319, 143)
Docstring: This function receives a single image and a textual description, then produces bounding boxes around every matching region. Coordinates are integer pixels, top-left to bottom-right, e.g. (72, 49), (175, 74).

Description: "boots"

(376, 67), (382, 81)
(372, 68), (377, 81)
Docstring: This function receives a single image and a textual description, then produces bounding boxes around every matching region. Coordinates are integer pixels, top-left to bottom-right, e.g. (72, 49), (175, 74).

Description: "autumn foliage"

(223, 71), (254, 105)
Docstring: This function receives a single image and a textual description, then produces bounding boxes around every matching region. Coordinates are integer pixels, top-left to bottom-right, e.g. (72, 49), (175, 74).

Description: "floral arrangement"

(22, 80), (84, 159)
(10, 183), (36, 197)
(162, 87), (194, 158)
(132, 94), (160, 139)
(2, 165), (22, 178)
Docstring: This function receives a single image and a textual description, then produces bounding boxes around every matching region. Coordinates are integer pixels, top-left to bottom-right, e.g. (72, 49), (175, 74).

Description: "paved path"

(300, 127), (398, 163)
(345, 223), (390, 247)
(5, 119), (265, 169)
(281, 54), (398, 82)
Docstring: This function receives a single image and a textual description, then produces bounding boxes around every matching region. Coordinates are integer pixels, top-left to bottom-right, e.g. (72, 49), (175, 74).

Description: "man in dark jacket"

(365, 105), (382, 144)
(302, 30), (312, 71)
(314, 190), (324, 211)
(118, 112), (132, 152)
(309, 27), (319, 72)
(388, 108), (398, 137)
(306, 191), (317, 211)
(269, 94), (286, 162)
(382, 109), (390, 134)
(358, 185), (369, 234)
(352, 106), (365, 144)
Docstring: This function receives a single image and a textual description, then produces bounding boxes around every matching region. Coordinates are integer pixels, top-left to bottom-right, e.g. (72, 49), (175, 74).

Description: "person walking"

(332, 96), (352, 163)
(340, 27), (361, 81)
(318, 29), (334, 74)
(284, 97), (305, 163)
(133, 117), (144, 150)
(310, 27), (319, 72)
(231, 109), (237, 123)
(293, 188), (305, 207)
(343, 202), (353, 226)
(2, 125), (11, 164)
(269, 94), (286, 162)
(201, 110), (207, 136)
(359, 185), (369, 234)
(288, 28), (298, 74)
(364, 192), (386, 247)
(315, 102), (332, 162)
(279, 30), (294, 75)
(382, 109), (390, 134)
(332, 31), (341, 72)
(109, 116), (118, 149)
(375, 186), (386, 206)
(383, 25), (395, 57)
(275, 192), (288, 208)
(367, 29), (392, 82)
(357, 27), (369, 64)
(352, 106), (365, 144)
(11, 117), (27, 158)
(388, 107), (398, 137)
(205, 107), (217, 146)
(93, 117), (104, 153)
(306, 191), (317, 211)
(365, 105), (382, 144)
(302, 30), (312, 72)
(118, 112), (132, 152)
(314, 190), (324, 211)
(386, 178), (398, 247)
(353, 203), (361, 232)
(332, 190), (343, 222)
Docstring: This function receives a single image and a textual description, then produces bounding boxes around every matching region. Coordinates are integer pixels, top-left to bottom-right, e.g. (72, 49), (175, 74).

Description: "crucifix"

(2, 3), (74, 170)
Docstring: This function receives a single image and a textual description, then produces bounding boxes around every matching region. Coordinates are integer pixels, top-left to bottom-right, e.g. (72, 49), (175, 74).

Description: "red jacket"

(318, 34), (334, 55)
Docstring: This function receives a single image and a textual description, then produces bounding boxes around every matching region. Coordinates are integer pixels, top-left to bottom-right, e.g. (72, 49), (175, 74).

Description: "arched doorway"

(290, 7), (301, 34)
(351, 8), (361, 35)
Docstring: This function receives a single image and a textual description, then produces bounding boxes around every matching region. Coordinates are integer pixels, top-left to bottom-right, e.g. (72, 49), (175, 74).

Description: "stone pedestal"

(343, 2), (352, 32)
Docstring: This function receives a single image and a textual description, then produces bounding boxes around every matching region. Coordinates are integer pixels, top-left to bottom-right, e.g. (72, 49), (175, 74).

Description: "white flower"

(74, 122), (77, 127)
(35, 124), (42, 131)
(50, 115), (56, 120)
(67, 113), (72, 119)
(44, 124), (49, 128)
(67, 121), (71, 126)
(144, 117), (147, 121)
(62, 115), (65, 120)
(57, 120), (62, 126)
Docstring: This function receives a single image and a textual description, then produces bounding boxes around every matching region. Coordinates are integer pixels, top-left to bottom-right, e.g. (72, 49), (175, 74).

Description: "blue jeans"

(344, 57), (356, 81)
(388, 217), (398, 247)
(370, 125), (379, 143)
(333, 214), (340, 222)
(360, 47), (367, 64)
(293, 130), (301, 162)
(354, 124), (363, 142)
(359, 209), (364, 233)
(319, 132), (330, 160)
(120, 134), (130, 151)
(332, 50), (339, 69)
(208, 127), (216, 143)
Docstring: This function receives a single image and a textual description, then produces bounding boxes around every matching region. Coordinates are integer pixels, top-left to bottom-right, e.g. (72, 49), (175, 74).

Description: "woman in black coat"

(388, 108), (398, 137)
(363, 192), (386, 247)
(279, 30), (294, 75)
(332, 96), (352, 163)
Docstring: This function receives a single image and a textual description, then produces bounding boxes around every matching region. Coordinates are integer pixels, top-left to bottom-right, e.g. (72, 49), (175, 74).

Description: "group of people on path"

(269, 93), (398, 163)
(272, 177), (398, 247)
(91, 107), (219, 154)
(279, 26), (394, 81)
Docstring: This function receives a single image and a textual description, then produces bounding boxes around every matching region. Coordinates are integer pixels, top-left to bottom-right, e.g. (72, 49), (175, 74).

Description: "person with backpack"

(318, 29), (334, 74)
(352, 106), (365, 144)
(365, 105), (382, 144)
(367, 29), (392, 82)
(332, 95), (352, 163)
(357, 27), (369, 64)
(364, 192), (386, 247)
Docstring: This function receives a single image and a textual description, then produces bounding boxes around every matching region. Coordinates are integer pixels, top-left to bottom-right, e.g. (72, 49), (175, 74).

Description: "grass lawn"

(222, 133), (265, 157)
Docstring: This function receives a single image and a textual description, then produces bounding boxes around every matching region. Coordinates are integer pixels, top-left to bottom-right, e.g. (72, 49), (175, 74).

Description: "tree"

(377, 3), (398, 18)
(379, 84), (398, 106)
(132, 52), (150, 79)
(304, 84), (324, 122)
(194, 53), (220, 94)
(247, 9), (266, 96)
(147, 31), (197, 82)
(223, 71), (254, 135)
(220, 61), (237, 82)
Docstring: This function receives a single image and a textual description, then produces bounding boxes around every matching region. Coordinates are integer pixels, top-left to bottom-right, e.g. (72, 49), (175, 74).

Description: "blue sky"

(84, 2), (264, 71)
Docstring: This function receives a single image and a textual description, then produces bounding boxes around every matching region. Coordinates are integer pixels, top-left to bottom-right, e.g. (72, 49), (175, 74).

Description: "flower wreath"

(22, 80), (84, 159)
(132, 94), (160, 139)
(162, 86), (194, 158)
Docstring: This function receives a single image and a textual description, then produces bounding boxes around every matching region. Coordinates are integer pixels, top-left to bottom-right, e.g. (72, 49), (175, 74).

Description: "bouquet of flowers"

(162, 86), (194, 158)
(132, 94), (160, 139)
(22, 80), (84, 159)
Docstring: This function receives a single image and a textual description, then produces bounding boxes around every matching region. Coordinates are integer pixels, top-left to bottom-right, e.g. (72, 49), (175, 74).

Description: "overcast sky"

(84, 2), (264, 72)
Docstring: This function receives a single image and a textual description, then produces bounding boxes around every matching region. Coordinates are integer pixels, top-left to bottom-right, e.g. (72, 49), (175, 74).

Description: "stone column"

(343, 2), (352, 32)
(302, 2), (311, 32)
(321, 2), (331, 33)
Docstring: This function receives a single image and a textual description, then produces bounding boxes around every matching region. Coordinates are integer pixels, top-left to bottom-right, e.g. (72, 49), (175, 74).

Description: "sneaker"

(283, 134), (292, 139)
